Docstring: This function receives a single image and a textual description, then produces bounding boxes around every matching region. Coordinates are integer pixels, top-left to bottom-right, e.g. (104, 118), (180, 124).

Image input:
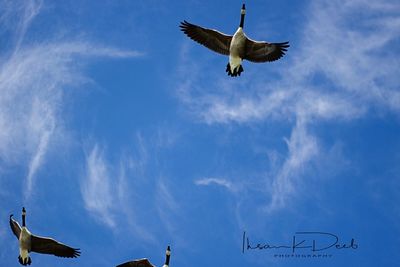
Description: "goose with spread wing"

(180, 4), (289, 77)
(116, 245), (171, 267)
(9, 207), (81, 265)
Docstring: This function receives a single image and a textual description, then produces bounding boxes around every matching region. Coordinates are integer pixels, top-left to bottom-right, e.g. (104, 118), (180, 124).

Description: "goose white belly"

(229, 27), (246, 71)
(19, 228), (32, 263)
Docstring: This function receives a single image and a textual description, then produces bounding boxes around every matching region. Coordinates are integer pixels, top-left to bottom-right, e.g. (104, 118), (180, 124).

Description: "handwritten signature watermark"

(242, 231), (358, 258)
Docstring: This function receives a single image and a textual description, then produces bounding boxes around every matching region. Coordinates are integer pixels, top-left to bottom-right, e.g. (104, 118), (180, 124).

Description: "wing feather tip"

(73, 248), (81, 258)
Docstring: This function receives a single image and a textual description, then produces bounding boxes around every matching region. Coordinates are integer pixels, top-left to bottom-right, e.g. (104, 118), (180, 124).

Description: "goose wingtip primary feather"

(179, 20), (195, 33)
(61, 247), (81, 258)
(56, 250), (81, 258)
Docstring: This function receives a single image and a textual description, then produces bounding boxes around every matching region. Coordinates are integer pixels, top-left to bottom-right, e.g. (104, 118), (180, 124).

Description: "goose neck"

(239, 13), (245, 28)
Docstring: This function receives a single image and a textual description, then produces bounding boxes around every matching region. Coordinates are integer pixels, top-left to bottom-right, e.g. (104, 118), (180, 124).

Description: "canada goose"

(180, 4), (289, 77)
(116, 245), (171, 267)
(9, 207), (81, 265)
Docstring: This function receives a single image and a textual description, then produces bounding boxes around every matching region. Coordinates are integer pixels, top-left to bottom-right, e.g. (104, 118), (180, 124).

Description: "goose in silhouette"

(180, 3), (289, 77)
(116, 245), (171, 267)
(9, 207), (81, 265)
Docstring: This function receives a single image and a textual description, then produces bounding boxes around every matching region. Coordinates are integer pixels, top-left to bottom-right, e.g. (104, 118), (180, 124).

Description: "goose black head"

(164, 246), (171, 267)
(240, 4), (246, 28)
(22, 207), (26, 227)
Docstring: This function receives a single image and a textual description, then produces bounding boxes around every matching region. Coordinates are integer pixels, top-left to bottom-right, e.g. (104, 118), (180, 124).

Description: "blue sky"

(1, 0), (399, 266)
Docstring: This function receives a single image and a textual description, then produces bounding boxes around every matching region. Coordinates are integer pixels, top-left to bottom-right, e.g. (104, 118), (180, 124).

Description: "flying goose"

(116, 245), (171, 267)
(9, 207), (81, 265)
(180, 4), (289, 77)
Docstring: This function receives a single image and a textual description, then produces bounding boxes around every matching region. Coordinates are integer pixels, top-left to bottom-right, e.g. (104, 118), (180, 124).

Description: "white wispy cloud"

(0, 0), (43, 52)
(81, 144), (116, 228)
(155, 179), (181, 238)
(266, 120), (318, 211)
(0, 0), (142, 199)
(81, 139), (172, 244)
(25, 102), (55, 197)
(194, 177), (238, 192)
(81, 143), (149, 233)
(176, 0), (400, 210)
(80, 128), (188, 247)
(289, 0), (400, 111)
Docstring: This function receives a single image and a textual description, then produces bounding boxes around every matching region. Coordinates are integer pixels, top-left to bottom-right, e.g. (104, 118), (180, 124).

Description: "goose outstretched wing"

(30, 235), (81, 258)
(9, 215), (21, 239)
(244, 39), (289, 62)
(116, 258), (155, 267)
(180, 20), (232, 55)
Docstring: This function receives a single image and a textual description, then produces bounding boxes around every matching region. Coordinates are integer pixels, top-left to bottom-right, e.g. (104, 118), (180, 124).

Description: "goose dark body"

(116, 258), (155, 267)
(180, 4), (289, 77)
(9, 207), (81, 265)
(117, 246), (171, 267)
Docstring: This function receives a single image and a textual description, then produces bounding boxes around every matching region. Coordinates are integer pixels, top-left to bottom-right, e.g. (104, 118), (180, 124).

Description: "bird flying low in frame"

(116, 245), (171, 267)
(9, 207), (81, 266)
(180, 3), (289, 77)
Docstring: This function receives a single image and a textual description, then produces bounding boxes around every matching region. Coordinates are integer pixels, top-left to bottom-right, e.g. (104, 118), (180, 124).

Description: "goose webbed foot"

(226, 63), (244, 77)
(18, 255), (31, 266)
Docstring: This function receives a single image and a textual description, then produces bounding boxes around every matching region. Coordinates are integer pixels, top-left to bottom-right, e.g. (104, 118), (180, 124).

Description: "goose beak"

(242, 4), (245, 9)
